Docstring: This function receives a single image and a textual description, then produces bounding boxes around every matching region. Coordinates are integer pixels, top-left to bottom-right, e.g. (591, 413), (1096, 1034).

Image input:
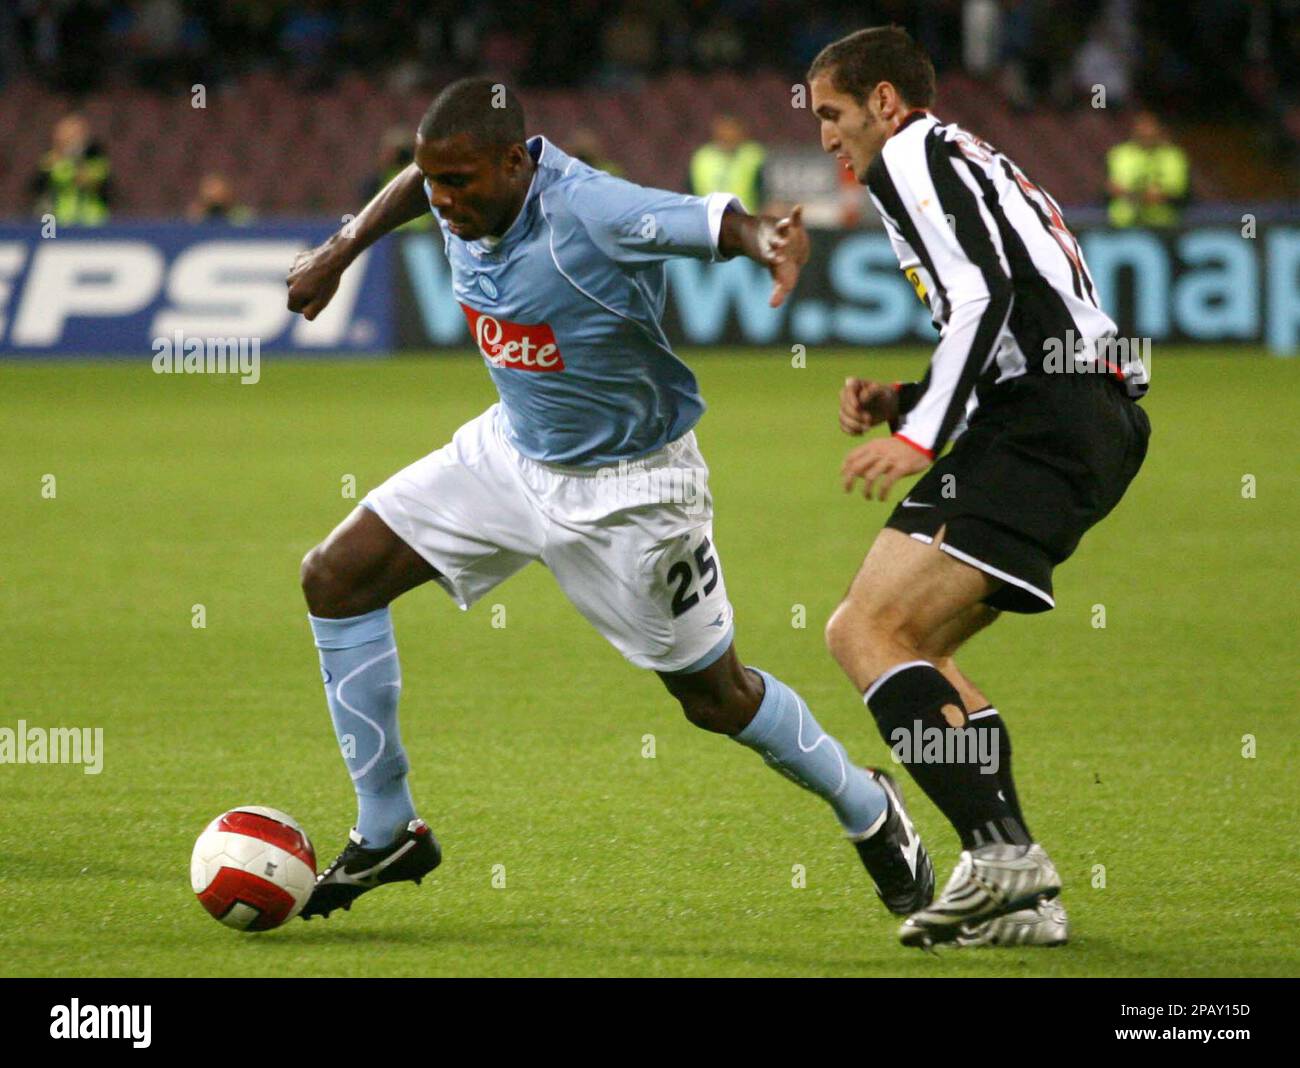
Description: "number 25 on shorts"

(666, 536), (719, 618)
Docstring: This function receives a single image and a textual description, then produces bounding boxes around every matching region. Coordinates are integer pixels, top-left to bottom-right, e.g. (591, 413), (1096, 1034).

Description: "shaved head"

(418, 78), (525, 150)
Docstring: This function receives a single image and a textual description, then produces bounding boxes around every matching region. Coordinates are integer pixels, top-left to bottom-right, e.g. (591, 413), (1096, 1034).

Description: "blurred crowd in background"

(6, 0), (1299, 116)
(6, 1), (1300, 223)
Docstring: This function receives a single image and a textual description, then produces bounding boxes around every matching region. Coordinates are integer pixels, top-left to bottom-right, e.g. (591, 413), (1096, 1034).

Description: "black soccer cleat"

(299, 818), (441, 920)
(851, 768), (935, 916)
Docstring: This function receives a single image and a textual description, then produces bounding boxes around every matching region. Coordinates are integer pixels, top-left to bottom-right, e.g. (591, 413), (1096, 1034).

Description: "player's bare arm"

(718, 203), (809, 307)
(286, 162), (428, 320)
(284, 165), (446, 621)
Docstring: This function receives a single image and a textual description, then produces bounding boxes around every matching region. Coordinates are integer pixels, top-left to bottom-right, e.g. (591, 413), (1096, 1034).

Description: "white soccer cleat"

(955, 895), (1069, 947)
(899, 842), (1061, 948)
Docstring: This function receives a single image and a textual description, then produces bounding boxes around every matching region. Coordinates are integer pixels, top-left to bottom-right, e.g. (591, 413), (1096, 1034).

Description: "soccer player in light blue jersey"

(285, 78), (933, 923)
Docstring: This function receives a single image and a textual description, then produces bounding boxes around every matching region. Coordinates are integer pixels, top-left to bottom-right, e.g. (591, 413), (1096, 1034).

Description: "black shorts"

(885, 372), (1150, 613)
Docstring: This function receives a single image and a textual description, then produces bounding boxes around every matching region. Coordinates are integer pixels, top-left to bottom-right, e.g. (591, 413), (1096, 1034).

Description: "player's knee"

(300, 544), (350, 616)
(824, 599), (922, 668)
(823, 604), (853, 666)
(299, 545), (327, 606)
(824, 599), (880, 664)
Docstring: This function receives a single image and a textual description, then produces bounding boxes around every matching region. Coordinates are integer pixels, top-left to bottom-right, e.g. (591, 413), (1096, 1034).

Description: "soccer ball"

(190, 806), (316, 931)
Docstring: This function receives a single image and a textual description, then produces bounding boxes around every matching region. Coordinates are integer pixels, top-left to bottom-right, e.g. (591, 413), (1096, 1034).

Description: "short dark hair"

(807, 26), (936, 109)
(417, 78), (526, 147)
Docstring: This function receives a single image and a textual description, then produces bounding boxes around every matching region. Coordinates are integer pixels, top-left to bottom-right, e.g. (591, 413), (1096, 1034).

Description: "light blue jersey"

(428, 136), (739, 467)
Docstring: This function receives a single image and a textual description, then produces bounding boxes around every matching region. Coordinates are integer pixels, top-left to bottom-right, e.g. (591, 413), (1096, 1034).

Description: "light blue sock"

(735, 668), (887, 836)
(309, 607), (416, 848)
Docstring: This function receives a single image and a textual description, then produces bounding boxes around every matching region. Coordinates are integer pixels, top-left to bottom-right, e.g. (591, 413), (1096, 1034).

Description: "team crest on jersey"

(460, 303), (565, 372)
(476, 275), (499, 301)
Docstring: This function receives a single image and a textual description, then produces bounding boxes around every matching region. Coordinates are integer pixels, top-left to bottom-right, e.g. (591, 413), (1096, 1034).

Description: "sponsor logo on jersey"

(460, 303), (565, 372)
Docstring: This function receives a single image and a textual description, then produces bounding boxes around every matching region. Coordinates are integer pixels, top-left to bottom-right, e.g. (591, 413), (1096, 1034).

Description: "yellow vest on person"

(40, 152), (111, 226)
(1106, 141), (1188, 228)
(690, 142), (765, 213)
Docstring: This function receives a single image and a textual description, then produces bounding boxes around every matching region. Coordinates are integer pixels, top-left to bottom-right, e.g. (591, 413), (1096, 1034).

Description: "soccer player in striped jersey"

(808, 27), (1150, 948)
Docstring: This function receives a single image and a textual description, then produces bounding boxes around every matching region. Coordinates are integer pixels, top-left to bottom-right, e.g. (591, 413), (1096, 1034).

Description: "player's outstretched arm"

(286, 163), (429, 320)
(718, 204), (810, 308)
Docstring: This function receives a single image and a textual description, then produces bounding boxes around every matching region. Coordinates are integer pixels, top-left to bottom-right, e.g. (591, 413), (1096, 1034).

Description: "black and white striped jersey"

(867, 110), (1145, 459)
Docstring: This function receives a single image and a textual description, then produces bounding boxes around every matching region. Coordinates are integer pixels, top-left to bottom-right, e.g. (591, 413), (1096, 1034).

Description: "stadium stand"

(1, 69), (1197, 218)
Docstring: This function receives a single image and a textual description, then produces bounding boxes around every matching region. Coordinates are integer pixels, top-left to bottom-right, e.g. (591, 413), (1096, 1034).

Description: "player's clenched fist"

(839, 378), (898, 435)
(286, 243), (345, 321)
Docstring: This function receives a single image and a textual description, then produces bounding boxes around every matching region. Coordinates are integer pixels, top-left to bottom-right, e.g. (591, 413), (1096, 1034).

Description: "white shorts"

(362, 405), (735, 673)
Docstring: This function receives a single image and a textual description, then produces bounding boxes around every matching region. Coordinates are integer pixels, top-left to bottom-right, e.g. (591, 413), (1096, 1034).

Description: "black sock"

(865, 662), (1029, 850)
(968, 705), (1031, 841)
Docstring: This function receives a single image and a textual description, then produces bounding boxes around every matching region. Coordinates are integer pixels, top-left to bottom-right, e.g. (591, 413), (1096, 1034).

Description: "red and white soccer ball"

(191, 806), (317, 931)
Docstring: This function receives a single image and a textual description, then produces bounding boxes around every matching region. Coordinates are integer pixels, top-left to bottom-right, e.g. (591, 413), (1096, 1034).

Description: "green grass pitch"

(1, 347), (1296, 977)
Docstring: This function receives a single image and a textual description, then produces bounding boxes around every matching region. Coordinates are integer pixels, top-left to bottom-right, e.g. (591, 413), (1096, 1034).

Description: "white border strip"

(845, 805), (889, 842)
(938, 542), (1056, 609)
(967, 707), (999, 721)
(862, 659), (934, 705)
